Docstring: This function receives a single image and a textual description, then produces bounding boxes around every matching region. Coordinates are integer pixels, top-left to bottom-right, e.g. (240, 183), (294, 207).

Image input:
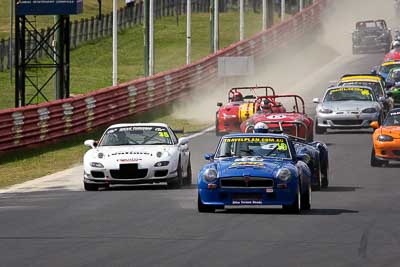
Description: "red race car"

(215, 86), (284, 135)
(240, 94), (314, 141)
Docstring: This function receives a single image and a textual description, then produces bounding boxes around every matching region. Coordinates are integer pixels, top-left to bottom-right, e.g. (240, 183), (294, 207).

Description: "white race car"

(83, 123), (191, 191)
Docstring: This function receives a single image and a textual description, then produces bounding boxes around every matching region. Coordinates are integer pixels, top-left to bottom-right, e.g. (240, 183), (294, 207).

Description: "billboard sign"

(16, 0), (83, 16)
(218, 56), (255, 77)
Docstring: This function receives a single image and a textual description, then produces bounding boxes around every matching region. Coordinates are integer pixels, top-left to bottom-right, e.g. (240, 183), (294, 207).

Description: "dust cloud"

(319, 0), (396, 55)
(171, 0), (397, 124)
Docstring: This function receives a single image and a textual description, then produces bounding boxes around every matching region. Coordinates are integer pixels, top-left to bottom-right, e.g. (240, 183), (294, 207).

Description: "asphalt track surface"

(1, 55), (400, 266)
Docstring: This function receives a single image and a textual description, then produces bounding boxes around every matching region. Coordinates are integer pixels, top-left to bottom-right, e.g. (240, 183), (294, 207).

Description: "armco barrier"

(0, 0), (328, 151)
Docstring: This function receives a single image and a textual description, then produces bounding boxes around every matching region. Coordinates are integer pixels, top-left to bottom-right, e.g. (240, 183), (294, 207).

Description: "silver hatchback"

(313, 86), (383, 134)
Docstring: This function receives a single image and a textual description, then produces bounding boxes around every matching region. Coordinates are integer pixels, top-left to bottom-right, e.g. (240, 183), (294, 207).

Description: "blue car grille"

(220, 177), (274, 188)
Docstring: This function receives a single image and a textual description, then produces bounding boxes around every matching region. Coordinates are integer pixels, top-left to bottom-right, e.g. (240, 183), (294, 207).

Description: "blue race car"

(293, 139), (329, 190)
(371, 61), (400, 81)
(197, 133), (312, 213)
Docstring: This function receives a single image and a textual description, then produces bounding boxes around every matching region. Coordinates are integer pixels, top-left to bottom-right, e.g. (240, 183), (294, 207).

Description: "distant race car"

(215, 86), (285, 135)
(337, 74), (393, 114)
(370, 108), (400, 166)
(384, 49), (400, 62)
(371, 61), (400, 80)
(197, 133), (312, 213)
(387, 83), (400, 106)
(352, 19), (392, 54)
(314, 86), (384, 133)
(83, 123), (191, 190)
(240, 94), (314, 142)
(385, 67), (400, 88)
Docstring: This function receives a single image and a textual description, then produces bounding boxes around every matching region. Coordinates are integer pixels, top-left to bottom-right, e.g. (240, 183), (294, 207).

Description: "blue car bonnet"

(214, 157), (291, 178)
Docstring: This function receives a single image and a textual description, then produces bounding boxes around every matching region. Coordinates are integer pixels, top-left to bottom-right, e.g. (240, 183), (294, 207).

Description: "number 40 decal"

(159, 132), (170, 138)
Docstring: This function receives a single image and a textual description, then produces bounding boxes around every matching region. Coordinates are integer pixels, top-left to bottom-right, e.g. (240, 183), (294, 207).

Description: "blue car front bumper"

(198, 187), (297, 206)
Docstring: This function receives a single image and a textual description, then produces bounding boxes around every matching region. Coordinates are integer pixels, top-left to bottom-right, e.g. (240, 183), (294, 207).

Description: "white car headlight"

(90, 162), (104, 168)
(203, 168), (218, 182)
(362, 108), (377, 113)
(378, 135), (393, 142)
(154, 161), (169, 167)
(319, 108), (333, 114)
(276, 168), (292, 182)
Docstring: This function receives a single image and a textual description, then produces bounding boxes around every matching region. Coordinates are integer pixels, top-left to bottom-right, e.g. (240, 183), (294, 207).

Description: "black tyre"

(215, 112), (224, 136)
(197, 194), (216, 213)
(321, 167), (329, 188)
(184, 159), (192, 185)
(315, 120), (326, 135)
(283, 182), (301, 214)
(301, 183), (311, 210)
(84, 182), (99, 191)
(168, 159), (183, 188)
(311, 158), (321, 191)
(370, 147), (387, 167)
(320, 147), (329, 188)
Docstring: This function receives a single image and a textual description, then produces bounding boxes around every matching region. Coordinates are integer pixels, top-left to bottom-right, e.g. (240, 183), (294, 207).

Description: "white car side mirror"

(178, 137), (189, 146)
(378, 96), (386, 102)
(313, 98), (320, 103)
(84, 139), (97, 148)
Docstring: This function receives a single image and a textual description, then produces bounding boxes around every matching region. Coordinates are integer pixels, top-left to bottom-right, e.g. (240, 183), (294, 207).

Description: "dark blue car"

(197, 133), (312, 213)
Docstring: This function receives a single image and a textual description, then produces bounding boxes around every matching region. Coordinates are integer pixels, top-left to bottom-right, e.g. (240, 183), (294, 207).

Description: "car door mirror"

(312, 98), (320, 104)
(371, 68), (377, 75)
(370, 121), (380, 129)
(178, 137), (189, 146)
(378, 96), (386, 102)
(204, 153), (214, 161)
(217, 102), (223, 107)
(84, 139), (97, 148)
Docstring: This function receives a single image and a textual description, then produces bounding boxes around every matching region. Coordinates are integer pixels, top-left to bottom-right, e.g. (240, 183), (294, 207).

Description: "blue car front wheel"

(282, 183), (301, 214)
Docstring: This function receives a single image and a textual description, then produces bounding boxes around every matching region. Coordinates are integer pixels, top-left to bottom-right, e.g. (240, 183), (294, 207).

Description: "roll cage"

(228, 86), (276, 102)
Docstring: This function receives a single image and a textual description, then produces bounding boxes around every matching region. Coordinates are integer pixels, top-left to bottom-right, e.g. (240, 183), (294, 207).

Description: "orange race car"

(370, 108), (400, 166)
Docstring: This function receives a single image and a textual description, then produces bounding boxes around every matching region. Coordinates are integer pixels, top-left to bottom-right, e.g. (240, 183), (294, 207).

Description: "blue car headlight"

(319, 108), (333, 114)
(203, 168), (218, 182)
(378, 135), (393, 142)
(362, 108), (377, 113)
(90, 162), (104, 168)
(276, 168), (292, 182)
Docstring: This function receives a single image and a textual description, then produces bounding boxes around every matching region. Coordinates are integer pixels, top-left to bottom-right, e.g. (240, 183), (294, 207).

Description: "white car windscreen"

(100, 126), (173, 146)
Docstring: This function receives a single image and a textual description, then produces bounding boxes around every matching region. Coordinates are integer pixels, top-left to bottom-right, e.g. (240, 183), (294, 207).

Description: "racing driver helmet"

(393, 40), (400, 49)
(232, 91), (244, 102)
(254, 122), (269, 133)
(260, 100), (273, 112)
